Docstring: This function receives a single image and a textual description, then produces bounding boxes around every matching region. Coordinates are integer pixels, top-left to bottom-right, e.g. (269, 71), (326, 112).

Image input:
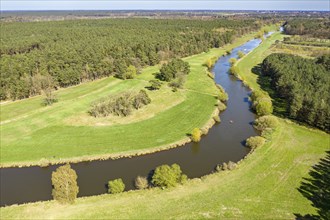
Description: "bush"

(251, 90), (273, 116)
(108, 178), (125, 194)
(168, 75), (185, 90)
(215, 161), (236, 172)
(133, 90), (151, 109)
(254, 115), (279, 131)
(213, 115), (221, 123)
(43, 89), (58, 106)
(229, 58), (237, 66)
(226, 50), (231, 55)
(51, 164), (79, 204)
(255, 99), (273, 116)
(151, 164), (187, 188)
(237, 51), (245, 59)
(148, 80), (162, 90)
(218, 92), (228, 102)
(245, 136), (266, 149)
(191, 128), (201, 142)
(217, 102), (227, 112)
(135, 176), (149, 190)
(229, 66), (239, 76)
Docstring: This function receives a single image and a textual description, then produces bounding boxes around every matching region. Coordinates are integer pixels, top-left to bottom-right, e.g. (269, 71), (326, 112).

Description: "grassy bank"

(0, 31), (259, 167)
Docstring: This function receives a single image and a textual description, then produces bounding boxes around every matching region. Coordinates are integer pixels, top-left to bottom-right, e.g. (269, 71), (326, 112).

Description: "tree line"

(0, 18), (261, 100)
(283, 18), (330, 39)
(261, 53), (330, 131)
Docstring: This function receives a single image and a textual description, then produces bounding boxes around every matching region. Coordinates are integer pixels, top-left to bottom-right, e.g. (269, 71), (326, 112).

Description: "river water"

(0, 36), (268, 207)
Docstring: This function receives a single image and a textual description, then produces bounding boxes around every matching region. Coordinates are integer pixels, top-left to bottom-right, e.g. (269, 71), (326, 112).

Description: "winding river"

(0, 34), (271, 207)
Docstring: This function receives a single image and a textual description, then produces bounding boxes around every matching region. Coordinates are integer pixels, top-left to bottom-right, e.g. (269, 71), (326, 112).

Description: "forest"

(283, 18), (330, 39)
(261, 53), (330, 131)
(0, 18), (260, 100)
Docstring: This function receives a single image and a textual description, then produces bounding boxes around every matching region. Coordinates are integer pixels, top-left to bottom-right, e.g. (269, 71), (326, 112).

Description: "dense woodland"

(284, 18), (330, 39)
(0, 18), (261, 100)
(261, 53), (330, 131)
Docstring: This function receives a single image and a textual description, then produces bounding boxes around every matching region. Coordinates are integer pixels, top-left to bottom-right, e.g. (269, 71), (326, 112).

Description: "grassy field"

(1, 29), (329, 219)
(0, 31), (259, 167)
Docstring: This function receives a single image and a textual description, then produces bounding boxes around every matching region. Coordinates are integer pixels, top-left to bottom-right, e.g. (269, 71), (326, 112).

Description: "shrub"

(245, 136), (266, 149)
(168, 75), (185, 89)
(133, 90), (151, 109)
(218, 92), (228, 102)
(255, 99), (273, 116)
(108, 178), (125, 194)
(226, 50), (231, 55)
(218, 102), (227, 112)
(229, 58), (237, 66)
(229, 66), (239, 76)
(51, 164), (79, 204)
(125, 65), (137, 79)
(205, 57), (217, 70)
(151, 164), (187, 188)
(191, 128), (201, 142)
(135, 176), (149, 190)
(215, 161), (236, 172)
(254, 115), (279, 131)
(237, 51), (245, 59)
(213, 115), (221, 123)
(43, 89), (58, 106)
(148, 80), (162, 90)
(251, 90), (273, 116)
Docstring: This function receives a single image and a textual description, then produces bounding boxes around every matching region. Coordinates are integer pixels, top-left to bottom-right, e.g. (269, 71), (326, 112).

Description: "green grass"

(1, 119), (328, 219)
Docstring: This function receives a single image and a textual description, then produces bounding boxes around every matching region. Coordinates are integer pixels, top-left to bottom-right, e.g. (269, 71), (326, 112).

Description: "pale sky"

(1, 0), (329, 11)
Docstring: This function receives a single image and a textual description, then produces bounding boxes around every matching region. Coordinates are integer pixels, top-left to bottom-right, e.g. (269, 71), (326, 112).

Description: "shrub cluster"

(229, 58), (237, 66)
(245, 136), (266, 149)
(108, 178), (125, 194)
(250, 90), (273, 116)
(89, 90), (151, 117)
(237, 51), (245, 59)
(229, 66), (239, 77)
(151, 164), (187, 188)
(215, 161), (237, 172)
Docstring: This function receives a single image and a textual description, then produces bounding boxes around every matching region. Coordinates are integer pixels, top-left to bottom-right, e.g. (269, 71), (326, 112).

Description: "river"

(0, 34), (271, 207)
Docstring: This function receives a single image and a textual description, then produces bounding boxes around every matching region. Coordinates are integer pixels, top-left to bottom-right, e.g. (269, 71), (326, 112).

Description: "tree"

(191, 128), (201, 142)
(51, 164), (79, 204)
(108, 178), (125, 194)
(229, 66), (239, 76)
(158, 59), (190, 82)
(151, 164), (187, 188)
(135, 176), (149, 190)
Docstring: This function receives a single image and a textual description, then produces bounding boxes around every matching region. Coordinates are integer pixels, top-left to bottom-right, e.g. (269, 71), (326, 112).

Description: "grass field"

(0, 31), (259, 167)
(1, 29), (329, 219)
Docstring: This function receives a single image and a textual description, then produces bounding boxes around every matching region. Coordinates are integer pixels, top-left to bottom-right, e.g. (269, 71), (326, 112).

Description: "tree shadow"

(252, 64), (289, 118)
(294, 151), (330, 220)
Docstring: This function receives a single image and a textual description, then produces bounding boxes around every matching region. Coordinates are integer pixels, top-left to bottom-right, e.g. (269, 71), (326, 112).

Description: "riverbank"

(0, 30), (261, 168)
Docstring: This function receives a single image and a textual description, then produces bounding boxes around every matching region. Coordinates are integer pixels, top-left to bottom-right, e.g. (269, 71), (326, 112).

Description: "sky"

(1, 0), (329, 11)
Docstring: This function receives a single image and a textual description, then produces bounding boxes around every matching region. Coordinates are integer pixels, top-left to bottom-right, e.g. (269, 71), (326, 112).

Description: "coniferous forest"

(0, 18), (260, 100)
(261, 53), (330, 131)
